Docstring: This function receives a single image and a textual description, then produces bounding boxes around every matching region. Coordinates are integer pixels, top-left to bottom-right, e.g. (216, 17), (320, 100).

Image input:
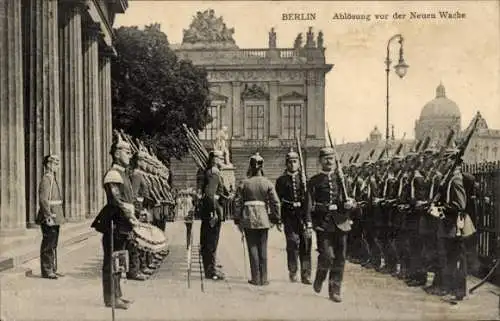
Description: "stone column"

(231, 81), (242, 137)
(83, 23), (102, 218)
(306, 70), (316, 138)
(316, 72), (325, 139)
(0, 0), (26, 234)
(99, 49), (113, 205)
(58, 2), (86, 222)
(269, 81), (279, 138)
(23, 0), (61, 227)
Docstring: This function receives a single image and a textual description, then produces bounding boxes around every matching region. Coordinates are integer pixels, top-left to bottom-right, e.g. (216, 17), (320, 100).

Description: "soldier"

(36, 155), (65, 279)
(405, 154), (428, 287)
(126, 151), (152, 281)
(275, 149), (312, 284)
(200, 150), (227, 280)
(435, 151), (474, 303)
(233, 152), (281, 286)
(308, 147), (355, 303)
(91, 135), (139, 310)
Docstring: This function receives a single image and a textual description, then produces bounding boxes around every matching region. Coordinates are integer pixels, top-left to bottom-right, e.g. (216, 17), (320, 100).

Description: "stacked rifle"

(182, 124), (209, 169)
(114, 129), (174, 206)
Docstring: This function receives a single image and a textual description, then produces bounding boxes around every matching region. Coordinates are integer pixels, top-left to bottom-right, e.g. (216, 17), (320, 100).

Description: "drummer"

(91, 132), (139, 310)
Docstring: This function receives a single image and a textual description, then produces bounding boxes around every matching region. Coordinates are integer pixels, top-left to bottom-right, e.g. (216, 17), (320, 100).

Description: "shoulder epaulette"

(103, 169), (123, 185)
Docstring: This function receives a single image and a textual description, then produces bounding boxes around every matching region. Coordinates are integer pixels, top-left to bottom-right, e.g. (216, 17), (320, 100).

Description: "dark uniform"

(308, 147), (354, 303)
(36, 155), (65, 279)
(200, 150), (227, 280)
(275, 150), (312, 284)
(91, 162), (136, 308)
(234, 152), (281, 285)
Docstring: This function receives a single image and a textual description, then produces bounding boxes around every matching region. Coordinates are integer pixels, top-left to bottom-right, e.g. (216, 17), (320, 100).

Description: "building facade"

(335, 83), (500, 164)
(170, 10), (332, 187)
(0, 0), (128, 234)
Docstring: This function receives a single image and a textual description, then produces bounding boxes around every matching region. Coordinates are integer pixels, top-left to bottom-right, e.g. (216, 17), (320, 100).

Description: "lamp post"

(385, 34), (409, 157)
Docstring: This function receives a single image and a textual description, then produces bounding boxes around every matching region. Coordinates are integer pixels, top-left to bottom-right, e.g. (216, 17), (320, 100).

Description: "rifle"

(326, 126), (349, 200)
(295, 133), (311, 244)
(429, 117), (479, 208)
(425, 128), (455, 182)
(295, 133), (308, 199)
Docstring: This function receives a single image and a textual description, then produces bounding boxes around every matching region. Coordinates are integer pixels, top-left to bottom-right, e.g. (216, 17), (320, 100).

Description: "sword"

(110, 221), (116, 321)
(241, 233), (248, 281)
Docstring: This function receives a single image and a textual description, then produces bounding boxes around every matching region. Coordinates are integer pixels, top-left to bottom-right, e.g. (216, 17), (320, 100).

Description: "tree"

(111, 24), (212, 161)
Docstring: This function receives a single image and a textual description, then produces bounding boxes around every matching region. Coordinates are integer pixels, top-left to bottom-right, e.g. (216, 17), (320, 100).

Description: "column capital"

(59, 0), (88, 11)
(99, 45), (117, 58)
(232, 81), (241, 86)
(84, 22), (103, 40)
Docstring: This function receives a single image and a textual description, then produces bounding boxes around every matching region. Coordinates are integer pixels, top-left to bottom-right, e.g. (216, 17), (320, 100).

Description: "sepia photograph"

(0, 0), (499, 320)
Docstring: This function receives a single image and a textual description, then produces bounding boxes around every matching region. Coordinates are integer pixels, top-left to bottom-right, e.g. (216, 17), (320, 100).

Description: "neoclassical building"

(170, 10), (332, 187)
(0, 0), (128, 234)
(335, 83), (500, 164)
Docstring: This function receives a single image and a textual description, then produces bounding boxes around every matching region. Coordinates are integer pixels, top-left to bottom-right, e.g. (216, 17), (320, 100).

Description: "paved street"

(1, 221), (499, 321)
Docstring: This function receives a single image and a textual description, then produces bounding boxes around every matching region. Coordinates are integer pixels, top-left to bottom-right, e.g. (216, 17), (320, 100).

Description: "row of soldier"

(194, 124), (477, 304)
(343, 137), (476, 304)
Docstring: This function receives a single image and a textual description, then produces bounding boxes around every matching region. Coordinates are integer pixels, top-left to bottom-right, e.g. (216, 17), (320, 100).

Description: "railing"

(463, 161), (500, 276)
(243, 139), (269, 148)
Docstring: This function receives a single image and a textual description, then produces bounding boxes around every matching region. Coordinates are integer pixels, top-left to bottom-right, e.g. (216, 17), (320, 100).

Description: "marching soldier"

(234, 152), (281, 286)
(91, 134), (139, 310)
(199, 150), (227, 280)
(36, 155), (65, 279)
(308, 147), (355, 302)
(275, 149), (312, 284)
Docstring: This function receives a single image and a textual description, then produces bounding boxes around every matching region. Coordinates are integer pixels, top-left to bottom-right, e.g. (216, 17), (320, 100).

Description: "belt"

(244, 200), (266, 206)
(48, 200), (63, 205)
(314, 202), (338, 211)
(282, 199), (302, 208)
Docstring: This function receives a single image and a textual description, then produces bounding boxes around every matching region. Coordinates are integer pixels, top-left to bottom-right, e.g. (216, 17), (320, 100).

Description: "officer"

(200, 150), (227, 280)
(233, 152), (281, 286)
(36, 155), (65, 279)
(91, 134), (139, 310)
(308, 147), (355, 303)
(275, 149), (312, 284)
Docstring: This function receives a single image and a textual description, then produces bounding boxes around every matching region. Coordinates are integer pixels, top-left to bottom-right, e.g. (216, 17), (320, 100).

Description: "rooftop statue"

(182, 9), (236, 46)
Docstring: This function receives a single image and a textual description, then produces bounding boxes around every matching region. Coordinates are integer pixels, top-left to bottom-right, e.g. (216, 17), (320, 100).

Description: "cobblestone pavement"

(1, 221), (499, 321)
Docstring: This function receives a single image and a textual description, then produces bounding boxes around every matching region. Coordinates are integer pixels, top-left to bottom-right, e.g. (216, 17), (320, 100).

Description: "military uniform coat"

(36, 172), (65, 226)
(233, 176), (281, 229)
(308, 171), (350, 232)
(91, 164), (135, 235)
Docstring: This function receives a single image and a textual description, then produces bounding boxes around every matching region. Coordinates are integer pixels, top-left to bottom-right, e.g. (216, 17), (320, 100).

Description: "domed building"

(415, 83), (461, 145)
(335, 82), (500, 164)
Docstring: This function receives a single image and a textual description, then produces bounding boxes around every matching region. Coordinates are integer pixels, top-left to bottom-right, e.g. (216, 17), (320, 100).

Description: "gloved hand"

(304, 227), (312, 239)
(344, 198), (356, 210)
(209, 213), (218, 227)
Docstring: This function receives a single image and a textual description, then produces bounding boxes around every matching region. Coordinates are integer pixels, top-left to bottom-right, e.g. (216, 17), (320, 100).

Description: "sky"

(115, 0), (500, 143)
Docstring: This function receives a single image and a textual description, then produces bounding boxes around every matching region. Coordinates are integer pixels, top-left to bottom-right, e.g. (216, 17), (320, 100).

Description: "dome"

(419, 83), (461, 120)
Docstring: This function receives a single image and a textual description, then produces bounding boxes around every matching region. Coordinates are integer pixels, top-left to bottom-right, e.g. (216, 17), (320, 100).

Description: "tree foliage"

(111, 24), (212, 161)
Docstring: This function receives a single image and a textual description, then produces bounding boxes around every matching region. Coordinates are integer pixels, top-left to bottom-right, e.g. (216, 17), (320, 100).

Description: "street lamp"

(385, 34), (409, 157)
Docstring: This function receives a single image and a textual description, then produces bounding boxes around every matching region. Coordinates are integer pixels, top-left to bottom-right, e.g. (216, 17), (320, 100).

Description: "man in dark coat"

(275, 149), (312, 284)
(91, 134), (140, 310)
(199, 150), (227, 280)
(308, 147), (355, 303)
